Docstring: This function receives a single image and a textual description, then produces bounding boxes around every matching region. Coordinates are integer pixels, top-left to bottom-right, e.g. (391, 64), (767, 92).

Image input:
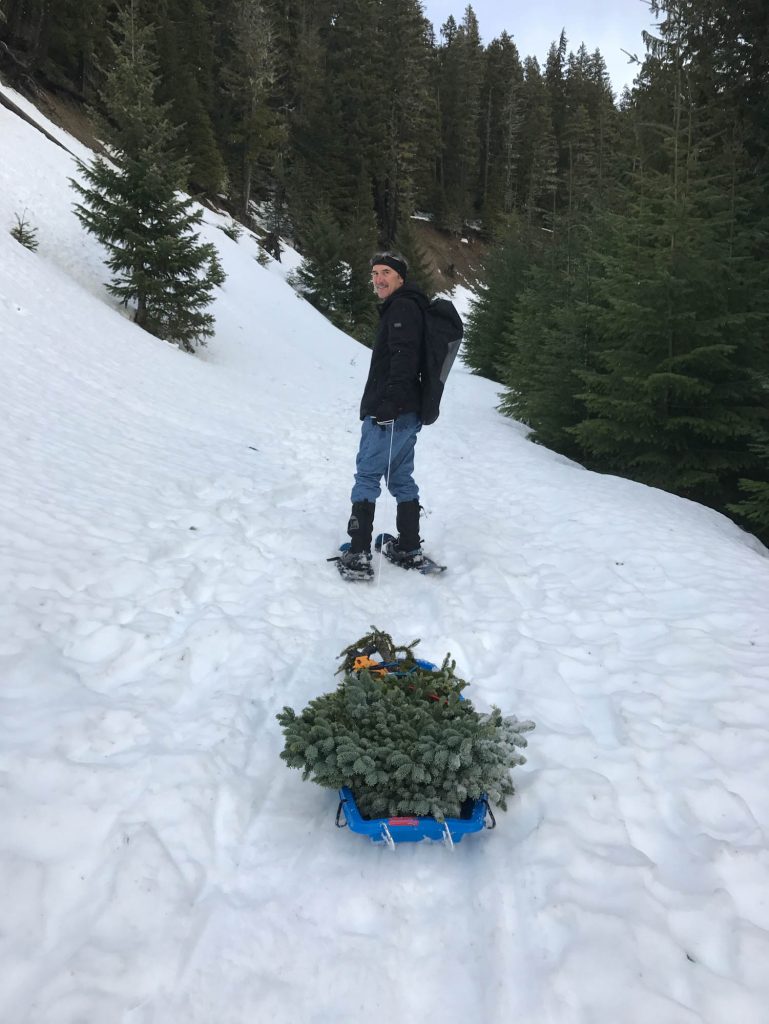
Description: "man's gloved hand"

(374, 399), (398, 427)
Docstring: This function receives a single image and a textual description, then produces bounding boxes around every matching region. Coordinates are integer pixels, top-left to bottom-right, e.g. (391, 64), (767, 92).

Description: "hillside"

(0, 77), (489, 295)
(2, 83), (769, 1024)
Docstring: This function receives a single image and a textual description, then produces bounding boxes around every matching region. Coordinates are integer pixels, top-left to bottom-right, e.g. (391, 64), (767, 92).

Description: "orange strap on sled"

(352, 655), (388, 675)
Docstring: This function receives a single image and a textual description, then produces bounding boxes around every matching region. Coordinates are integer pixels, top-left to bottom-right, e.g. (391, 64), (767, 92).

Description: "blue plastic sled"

(336, 786), (495, 848)
(334, 655), (497, 847)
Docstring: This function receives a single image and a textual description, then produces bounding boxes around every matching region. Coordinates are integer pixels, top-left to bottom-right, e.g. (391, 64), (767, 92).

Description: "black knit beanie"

(370, 252), (408, 280)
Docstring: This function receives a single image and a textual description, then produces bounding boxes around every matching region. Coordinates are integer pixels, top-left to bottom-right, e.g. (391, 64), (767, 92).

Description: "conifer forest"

(1, 0), (768, 539)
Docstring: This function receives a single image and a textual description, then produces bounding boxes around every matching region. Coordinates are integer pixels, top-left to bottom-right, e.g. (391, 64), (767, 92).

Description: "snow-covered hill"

(2, 85), (769, 1024)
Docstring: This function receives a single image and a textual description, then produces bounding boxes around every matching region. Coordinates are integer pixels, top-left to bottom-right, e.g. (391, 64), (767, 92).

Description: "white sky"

(421, 0), (661, 96)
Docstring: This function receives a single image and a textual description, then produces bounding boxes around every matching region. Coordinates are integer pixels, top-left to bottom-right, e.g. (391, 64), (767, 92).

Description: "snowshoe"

(375, 533), (447, 576)
(329, 543), (374, 582)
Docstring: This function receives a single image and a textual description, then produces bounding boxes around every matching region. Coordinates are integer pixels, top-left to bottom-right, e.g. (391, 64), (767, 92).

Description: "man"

(339, 252), (429, 578)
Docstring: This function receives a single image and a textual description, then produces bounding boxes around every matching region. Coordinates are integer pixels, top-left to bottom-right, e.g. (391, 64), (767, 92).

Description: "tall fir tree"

(70, 2), (225, 352)
(518, 57), (558, 229)
(435, 6), (484, 232)
(499, 230), (596, 455)
(216, 0), (282, 221)
(393, 219), (440, 297)
(369, 0), (438, 243)
(478, 31), (524, 235)
(571, 32), (768, 504)
(345, 167), (379, 344)
(293, 201), (352, 331)
(462, 223), (529, 381)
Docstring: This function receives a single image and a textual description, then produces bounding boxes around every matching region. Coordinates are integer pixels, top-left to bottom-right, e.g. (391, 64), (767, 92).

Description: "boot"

(347, 500), (375, 554)
(395, 499), (421, 554)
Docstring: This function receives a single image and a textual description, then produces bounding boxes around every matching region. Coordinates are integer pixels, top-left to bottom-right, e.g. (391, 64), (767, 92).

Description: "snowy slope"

(2, 87), (769, 1024)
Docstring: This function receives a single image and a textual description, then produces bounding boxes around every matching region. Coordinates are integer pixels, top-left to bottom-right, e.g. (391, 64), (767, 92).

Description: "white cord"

(376, 421), (396, 586)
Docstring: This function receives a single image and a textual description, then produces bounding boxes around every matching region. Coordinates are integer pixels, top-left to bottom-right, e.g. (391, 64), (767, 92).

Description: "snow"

(2, 84), (769, 1024)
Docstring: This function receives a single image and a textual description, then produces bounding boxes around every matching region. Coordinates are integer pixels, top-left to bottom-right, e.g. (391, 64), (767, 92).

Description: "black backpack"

(419, 298), (464, 425)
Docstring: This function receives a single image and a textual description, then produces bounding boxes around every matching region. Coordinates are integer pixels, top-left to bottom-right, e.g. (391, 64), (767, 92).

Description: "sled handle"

(380, 822), (396, 849)
(335, 799), (348, 828)
(482, 798), (496, 830)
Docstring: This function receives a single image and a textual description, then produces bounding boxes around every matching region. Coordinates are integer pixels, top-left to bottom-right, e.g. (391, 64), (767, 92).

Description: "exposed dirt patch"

(33, 87), (102, 153)
(411, 219), (489, 294)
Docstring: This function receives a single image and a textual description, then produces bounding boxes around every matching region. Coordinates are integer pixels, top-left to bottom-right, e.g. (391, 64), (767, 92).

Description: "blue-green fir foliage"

(277, 635), (534, 821)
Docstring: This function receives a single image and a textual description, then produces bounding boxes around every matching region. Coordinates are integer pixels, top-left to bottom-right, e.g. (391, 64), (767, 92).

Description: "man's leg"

(386, 413), (423, 554)
(344, 417), (388, 562)
(351, 417), (389, 504)
(386, 413), (421, 505)
(347, 500), (375, 554)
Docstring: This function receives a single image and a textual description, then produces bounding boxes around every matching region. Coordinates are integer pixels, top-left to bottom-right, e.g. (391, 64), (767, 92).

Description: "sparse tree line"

(1, 0), (767, 539)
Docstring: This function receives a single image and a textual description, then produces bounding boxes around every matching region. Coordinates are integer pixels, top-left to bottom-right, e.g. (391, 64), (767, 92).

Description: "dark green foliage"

(477, 31), (524, 234)
(10, 211), (38, 251)
(293, 202), (351, 331)
(344, 168), (379, 343)
(70, 5), (225, 353)
(435, 7), (484, 232)
(218, 219), (243, 241)
(572, 166), (767, 500)
(215, 0), (282, 220)
(277, 629), (535, 821)
(729, 438), (769, 541)
(463, 225), (528, 381)
(393, 220), (440, 298)
(569, 14), (769, 506)
(501, 243), (596, 456)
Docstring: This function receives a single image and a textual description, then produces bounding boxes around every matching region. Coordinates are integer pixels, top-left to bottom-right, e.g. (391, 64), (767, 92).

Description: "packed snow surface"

(2, 87), (769, 1024)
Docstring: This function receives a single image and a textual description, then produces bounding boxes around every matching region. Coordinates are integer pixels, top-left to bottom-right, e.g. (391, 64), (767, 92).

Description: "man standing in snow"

(338, 252), (429, 579)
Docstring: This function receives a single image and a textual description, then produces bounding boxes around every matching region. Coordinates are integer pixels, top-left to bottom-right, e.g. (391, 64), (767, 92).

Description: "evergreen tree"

(70, 3), (225, 352)
(41, 0), (111, 99)
(572, 135), (767, 503)
(345, 168), (379, 343)
(730, 437), (769, 541)
(544, 30), (568, 158)
(435, 6), (484, 232)
(393, 219), (440, 297)
(0, 0), (49, 65)
(500, 231), (596, 455)
(462, 225), (529, 380)
(369, 0), (438, 243)
(519, 58), (558, 229)
(293, 202), (351, 331)
(283, 0), (351, 235)
(217, 0), (282, 221)
(478, 31), (524, 234)
(10, 211), (39, 251)
(149, 0), (226, 194)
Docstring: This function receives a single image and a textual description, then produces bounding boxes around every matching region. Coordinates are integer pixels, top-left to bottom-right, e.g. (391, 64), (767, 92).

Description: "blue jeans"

(351, 413), (421, 503)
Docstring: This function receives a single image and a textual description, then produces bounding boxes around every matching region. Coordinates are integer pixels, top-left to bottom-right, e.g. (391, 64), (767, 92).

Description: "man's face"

(371, 264), (404, 301)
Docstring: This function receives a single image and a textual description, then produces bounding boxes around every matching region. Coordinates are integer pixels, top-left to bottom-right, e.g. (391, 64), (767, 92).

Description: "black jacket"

(359, 281), (429, 420)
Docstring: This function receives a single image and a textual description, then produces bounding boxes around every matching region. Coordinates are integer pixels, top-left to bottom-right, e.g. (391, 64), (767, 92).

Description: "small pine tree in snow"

(70, 3), (225, 353)
(277, 630), (534, 820)
(293, 202), (351, 331)
(11, 212), (39, 252)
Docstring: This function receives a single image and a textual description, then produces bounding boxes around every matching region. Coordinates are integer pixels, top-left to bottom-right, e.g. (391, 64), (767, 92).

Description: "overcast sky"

(421, 0), (660, 96)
